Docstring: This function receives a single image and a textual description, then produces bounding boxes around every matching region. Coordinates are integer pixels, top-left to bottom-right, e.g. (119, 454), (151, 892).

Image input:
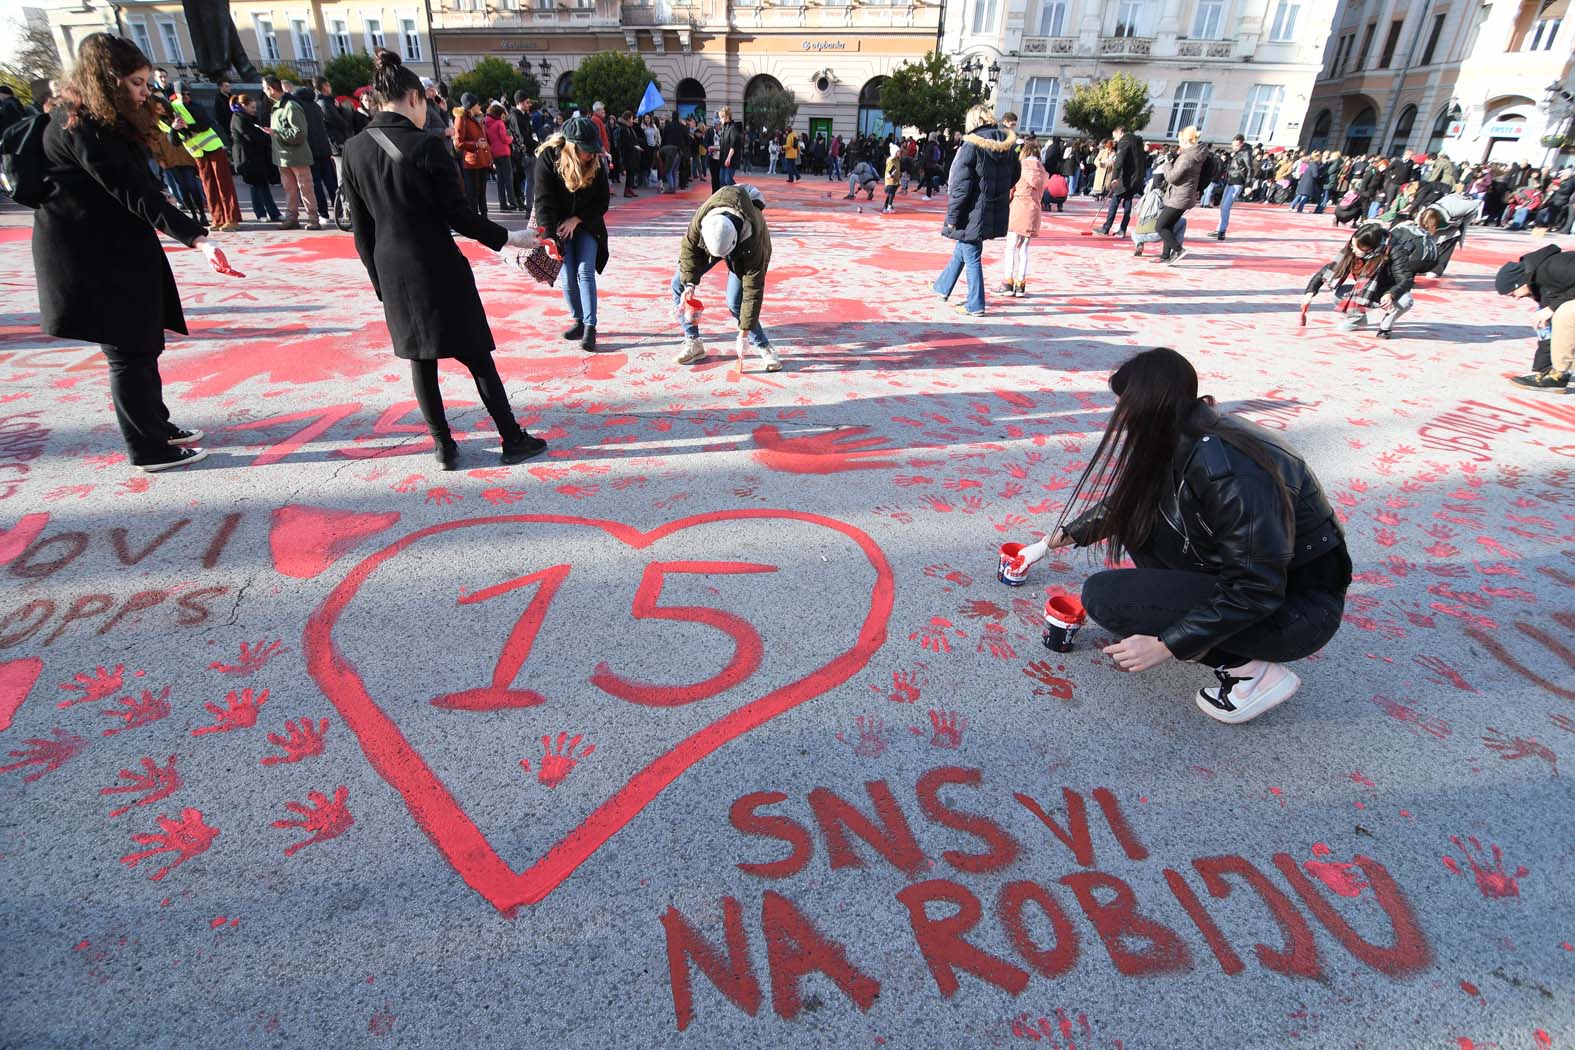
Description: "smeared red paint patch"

(269, 505), (402, 580)
(0, 656), (44, 733)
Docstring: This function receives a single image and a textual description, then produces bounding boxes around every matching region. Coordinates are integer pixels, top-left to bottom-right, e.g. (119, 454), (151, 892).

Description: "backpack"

(0, 112), (49, 208)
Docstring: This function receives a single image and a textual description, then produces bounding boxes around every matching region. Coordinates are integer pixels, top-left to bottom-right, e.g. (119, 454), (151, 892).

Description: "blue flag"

(636, 81), (665, 117)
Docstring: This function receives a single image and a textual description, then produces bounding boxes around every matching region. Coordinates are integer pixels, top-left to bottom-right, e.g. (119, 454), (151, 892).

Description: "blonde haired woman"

(1156, 125), (1206, 264)
(1092, 138), (1115, 199)
(534, 116), (612, 352)
(933, 104), (1018, 316)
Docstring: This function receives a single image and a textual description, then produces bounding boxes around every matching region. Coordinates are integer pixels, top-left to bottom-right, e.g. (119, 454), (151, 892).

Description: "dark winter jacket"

(718, 122), (743, 168)
(942, 124), (1019, 243)
(507, 106), (538, 160)
(33, 107), (206, 348)
(1064, 403), (1347, 662)
(1520, 244), (1575, 314)
(1382, 221), (1437, 299)
(533, 144), (611, 273)
(317, 91), (349, 154)
(1359, 165), (1386, 201)
(678, 186), (771, 333)
(1226, 146), (1252, 186)
(1296, 162), (1321, 198)
(292, 85), (332, 162)
(340, 111), (508, 360)
(1111, 132), (1147, 195)
(1162, 143), (1208, 210)
(230, 109), (278, 185)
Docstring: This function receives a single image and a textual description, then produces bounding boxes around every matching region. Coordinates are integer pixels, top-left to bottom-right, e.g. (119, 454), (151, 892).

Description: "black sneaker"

(580, 325), (597, 352)
(564, 322), (585, 340)
(137, 447), (210, 472)
(1510, 369), (1571, 390)
(167, 427), (204, 445)
(501, 433), (548, 465)
(434, 437), (458, 471)
(1375, 329), (1393, 340)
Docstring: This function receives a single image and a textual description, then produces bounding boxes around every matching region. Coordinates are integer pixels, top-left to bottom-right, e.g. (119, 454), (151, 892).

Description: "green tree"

(451, 57), (539, 107)
(1062, 72), (1153, 139)
(743, 87), (798, 135)
(570, 52), (656, 118)
(0, 16), (61, 102)
(322, 52), (375, 97)
(878, 51), (980, 134)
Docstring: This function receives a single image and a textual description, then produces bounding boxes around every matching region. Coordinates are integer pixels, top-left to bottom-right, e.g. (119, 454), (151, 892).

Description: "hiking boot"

(1195, 660), (1301, 725)
(500, 433), (548, 465)
(1509, 369), (1571, 390)
(676, 337), (706, 365)
(137, 447), (210, 472)
(758, 346), (783, 372)
(167, 427), (204, 446)
(580, 324), (597, 352)
(564, 321), (585, 340)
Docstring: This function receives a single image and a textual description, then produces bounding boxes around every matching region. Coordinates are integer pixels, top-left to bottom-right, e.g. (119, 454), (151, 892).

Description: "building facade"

(1305, 0), (1575, 169)
(946, 0), (1336, 147)
(41, 0), (439, 85)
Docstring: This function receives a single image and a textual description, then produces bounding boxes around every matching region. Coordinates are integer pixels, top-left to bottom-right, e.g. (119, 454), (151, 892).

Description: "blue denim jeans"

(1291, 194), (1310, 212)
(1216, 183), (1241, 234)
(247, 181), (281, 220)
(783, 157), (798, 181)
(664, 165), (679, 193)
(559, 228), (598, 327)
(829, 156), (843, 180)
(671, 263), (770, 348)
(933, 240), (985, 314)
(720, 166), (736, 186)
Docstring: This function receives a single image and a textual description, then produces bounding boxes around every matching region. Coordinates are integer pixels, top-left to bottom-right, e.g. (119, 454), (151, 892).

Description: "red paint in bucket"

(998, 543), (1028, 585)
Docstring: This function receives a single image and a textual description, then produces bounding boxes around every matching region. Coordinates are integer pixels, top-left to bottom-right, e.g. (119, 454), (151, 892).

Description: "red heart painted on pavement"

(304, 510), (893, 914)
(270, 505), (403, 580)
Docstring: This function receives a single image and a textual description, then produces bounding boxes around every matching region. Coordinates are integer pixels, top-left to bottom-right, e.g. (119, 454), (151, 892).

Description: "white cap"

(700, 212), (738, 258)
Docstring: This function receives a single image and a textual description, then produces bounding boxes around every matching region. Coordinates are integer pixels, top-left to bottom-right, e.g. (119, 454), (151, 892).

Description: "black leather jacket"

(1065, 405), (1345, 661)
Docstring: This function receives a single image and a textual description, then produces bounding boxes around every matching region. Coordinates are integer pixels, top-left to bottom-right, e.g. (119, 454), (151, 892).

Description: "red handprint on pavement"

(273, 786), (353, 856)
(120, 808), (219, 881)
(1550, 712), (1575, 736)
(481, 487), (528, 505)
(978, 623), (1018, 660)
(57, 665), (138, 708)
(1, 728), (89, 783)
(749, 424), (901, 474)
(1009, 1008), (1125, 1048)
(917, 709), (966, 749)
(1413, 654), (1475, 692)
(424, 487), (461, 505)
(521, 732), (596, 789)
(910, 616), (960, 653)
(1442, 835), (1526, 899)
(190, 688), (270, 736)
(1481, 728), (1558, 775)
(836, 715), (890, 758)
(1023, 661), (1075, 701)
(101, 687), (172, 736)
(959, 598), (1008, 621)
(99, 755), (181, 817)
(1369, 694), (1451, 740)
(260, 718), (330, 766)
(872, 669), (926, 704)
(923, 564), (974, 588)
(207, 639), (289, 676)
(391, 474), (424, 493)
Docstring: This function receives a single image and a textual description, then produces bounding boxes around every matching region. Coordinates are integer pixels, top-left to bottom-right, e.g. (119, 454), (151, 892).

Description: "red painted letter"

(1194, 855), (1321, 978)
(809, 781), (924, 876)
(730, 791), (813, 879)
(1273, 853), (1433, 977)
(661, 897), (761, 1032)
(1060, 871), (1192, 977)
(762, 890), (880, 1019)
(916, 766), (1020, 875)
(998, 880), (1079, 978)
(1013, 788), (1094, 867)
(897, 878), (1029, 998)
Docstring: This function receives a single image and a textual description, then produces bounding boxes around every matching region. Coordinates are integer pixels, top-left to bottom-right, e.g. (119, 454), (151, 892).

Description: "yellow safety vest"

(160, 99), (223, 158)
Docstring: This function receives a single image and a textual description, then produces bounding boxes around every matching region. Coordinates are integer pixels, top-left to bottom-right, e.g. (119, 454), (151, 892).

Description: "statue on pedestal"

(180, 0), (259, 81)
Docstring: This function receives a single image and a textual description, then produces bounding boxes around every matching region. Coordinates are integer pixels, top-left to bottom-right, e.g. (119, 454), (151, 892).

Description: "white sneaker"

(758, 346), (782, 372)
(1196, 660), (1300, 724)
(675, 337), (706, 365)
(138, 447), (210, 473)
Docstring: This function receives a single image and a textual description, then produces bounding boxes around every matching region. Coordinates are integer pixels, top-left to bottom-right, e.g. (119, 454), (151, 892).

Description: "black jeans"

(1100, 191), (1136, 234)
(410, 356), (522, 443)
(100, 342), (177, 465)
(1081, 544), (1346, 668)
(1156, 206), (1186, 258)
(462, 169), (488, 217)
(312, 155), (337, 217)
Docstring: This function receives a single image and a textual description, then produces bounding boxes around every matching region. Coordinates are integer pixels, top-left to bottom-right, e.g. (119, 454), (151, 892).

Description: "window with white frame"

(401, 18), (422, 60)
(1167, 80), (1212, 136)
(365, 17), (386, 50)
(1113, 0), (1146, 37)
(290, 19), (316, 60)
(535, 0), (553, 11)
(255, 17), (281, 61)
(128, 20), (154, 58)
(971, 0), (1000, 35)
(1020, 76), (1061, 134)
(329, 20), (351, 55)
(1268, 1), (1299, 42)
(1239, 83), (1285, 140)
(1191, 0), (1224, 39)
(156, 20), (183, 62)
(1035, 0), (1065, 36)
(1527, 17), (1562, 51)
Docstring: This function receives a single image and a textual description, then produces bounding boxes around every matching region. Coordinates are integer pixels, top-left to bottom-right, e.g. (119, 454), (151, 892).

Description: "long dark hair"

(59, 33), (158, 146)
(371, 47), (422, 111)
(1329, 223), (1388, 286)
(1058, 348), (1294, 562)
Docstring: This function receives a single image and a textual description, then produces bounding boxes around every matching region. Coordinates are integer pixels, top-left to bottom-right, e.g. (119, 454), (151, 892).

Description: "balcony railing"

(1020, 35), (1076, 56)
(1176, 38), (1233, 59)
(1099, 35), (1152, 58)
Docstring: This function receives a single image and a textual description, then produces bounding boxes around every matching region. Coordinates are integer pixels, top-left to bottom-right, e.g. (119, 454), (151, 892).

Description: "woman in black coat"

(229, 94), (281, 221)
(34, 33), (234, 471)
(932, 104), (1018, 317)
(533, 116), (611, 352)
(340, 49), (545, 470)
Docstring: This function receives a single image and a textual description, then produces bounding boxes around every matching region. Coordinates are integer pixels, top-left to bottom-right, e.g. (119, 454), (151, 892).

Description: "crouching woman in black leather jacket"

(1016, 348), (1350, 724)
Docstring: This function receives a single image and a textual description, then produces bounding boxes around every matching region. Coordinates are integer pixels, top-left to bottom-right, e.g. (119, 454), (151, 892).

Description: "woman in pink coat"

(1002, 141), (1047, 297)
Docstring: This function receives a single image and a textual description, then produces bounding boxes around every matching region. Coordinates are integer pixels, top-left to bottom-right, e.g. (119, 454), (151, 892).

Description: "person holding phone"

(34, 32), (241, 471)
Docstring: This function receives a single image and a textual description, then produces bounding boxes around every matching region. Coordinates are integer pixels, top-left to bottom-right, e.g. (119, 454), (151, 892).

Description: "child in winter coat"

(1002, 142), (1047, 296)
(883, 144), (901, 213)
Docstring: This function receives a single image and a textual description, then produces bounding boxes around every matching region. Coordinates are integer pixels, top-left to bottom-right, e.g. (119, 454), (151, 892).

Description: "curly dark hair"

(58, 33), (159, 146)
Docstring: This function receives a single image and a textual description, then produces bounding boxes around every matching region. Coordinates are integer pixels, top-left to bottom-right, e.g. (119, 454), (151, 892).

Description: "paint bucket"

(998, 543), (1029, 586)
(1042, 594), (1086, 652)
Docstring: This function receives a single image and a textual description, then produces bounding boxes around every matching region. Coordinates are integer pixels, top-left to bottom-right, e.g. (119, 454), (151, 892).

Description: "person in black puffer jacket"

(932, 104), (1019, 317)
(1495, 244), (1575, 391)
(1012, 348), (1349, 725)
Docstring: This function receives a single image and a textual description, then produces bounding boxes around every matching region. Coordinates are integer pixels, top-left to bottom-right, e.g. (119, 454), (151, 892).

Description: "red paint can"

(1043, 594), (1086, 652)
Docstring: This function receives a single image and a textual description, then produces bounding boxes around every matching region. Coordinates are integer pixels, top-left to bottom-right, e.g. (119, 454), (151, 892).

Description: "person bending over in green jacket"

(672, 184), (782, 373)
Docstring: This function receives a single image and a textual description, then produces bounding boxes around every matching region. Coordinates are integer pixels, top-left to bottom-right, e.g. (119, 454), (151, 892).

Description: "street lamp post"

(1541, 81), (1573, 170)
